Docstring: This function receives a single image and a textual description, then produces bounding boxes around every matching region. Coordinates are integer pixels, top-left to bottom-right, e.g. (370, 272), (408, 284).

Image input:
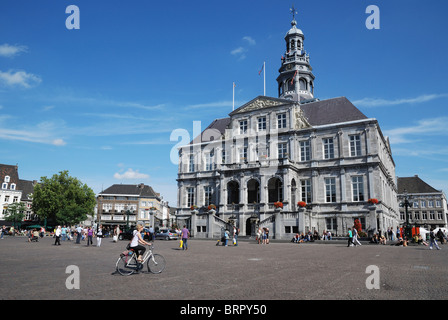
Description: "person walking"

(75, 225), (82, 244)
(86, 227), (94, 246)
(347, 228), (354, 247)
(61, 225), (67, 241)
(233, 226), (239, 246)
(96, 225), (103, 247)
(353, 226), (362, 246)
(54, 226), (62, 246)
(429, 228), (441, 250)
(181, 225), (190, 251)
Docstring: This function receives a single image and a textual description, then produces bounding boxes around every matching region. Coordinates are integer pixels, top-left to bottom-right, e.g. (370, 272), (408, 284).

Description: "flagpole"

(233, 82), (235, 111)
(263, 61), (266, 96)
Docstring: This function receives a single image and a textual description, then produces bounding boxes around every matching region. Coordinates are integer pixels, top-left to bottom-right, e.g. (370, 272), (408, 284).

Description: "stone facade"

(175, 14), (400, 239)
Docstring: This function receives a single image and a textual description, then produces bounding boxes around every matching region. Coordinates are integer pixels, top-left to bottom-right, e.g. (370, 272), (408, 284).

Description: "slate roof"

(188, 96), (369, 145)
(300, 96), (368, 126)
(397, 176), (440, 194)
(17, 179), (36, 201)
(99, 184), (160, 199)
(0, 164), (19, 185)
(189, 117), (231, 145)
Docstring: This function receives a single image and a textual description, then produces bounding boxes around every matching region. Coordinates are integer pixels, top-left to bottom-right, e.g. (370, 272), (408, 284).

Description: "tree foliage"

(32, 170), (96, 226)
(4, 202), (26, 224)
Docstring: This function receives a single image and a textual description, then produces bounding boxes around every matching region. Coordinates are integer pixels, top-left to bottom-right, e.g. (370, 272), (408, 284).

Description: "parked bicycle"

(116, 244), (166, 276)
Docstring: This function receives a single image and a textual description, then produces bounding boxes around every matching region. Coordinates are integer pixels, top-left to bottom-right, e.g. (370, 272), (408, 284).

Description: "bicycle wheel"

(116, 254), (138, 276)
(147, 253), (166, 274)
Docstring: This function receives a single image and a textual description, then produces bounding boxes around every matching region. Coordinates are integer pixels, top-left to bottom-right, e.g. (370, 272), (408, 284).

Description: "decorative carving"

(294, 108), (311, 129)
(235, 98), (283, 113)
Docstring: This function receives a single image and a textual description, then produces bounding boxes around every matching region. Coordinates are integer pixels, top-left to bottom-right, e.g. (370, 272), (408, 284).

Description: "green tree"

(32, 170), (96, 226)
(4, 202), (27, 232)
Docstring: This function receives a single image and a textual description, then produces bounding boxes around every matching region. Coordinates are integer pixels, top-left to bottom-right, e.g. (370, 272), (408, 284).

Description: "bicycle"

(116, 244), (166, 276)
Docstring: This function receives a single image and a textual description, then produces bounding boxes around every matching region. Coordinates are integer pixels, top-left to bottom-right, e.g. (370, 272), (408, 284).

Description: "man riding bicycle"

(129, 223), (151, 262)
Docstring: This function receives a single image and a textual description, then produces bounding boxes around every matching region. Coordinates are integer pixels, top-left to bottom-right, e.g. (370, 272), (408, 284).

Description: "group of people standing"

(51, 225), (104, 247)
(256, 227), (270, 244)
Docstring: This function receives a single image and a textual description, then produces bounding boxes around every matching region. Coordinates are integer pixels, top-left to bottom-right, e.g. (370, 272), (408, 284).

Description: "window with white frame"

(325, 178), (336, 203)
(421, 201), (426, 208)
(1, 183), (7, 190)
(422, 212), (428, 219)
(239, 120), (248, 134)
(189, 154), (195, 173)
(4, 176), (10, 183)
(428, 200), (434, 208)
(413, 201), (419, 208)
(239, 147), (248, 162)
(436, 200), (441, 207)
(10, 183), (16, 190)
(277, 113), (287, 129)
(300, 140), (310, 161)
(186, 187), (195, 207)
(205, 152), (214, 171)
(429, 211), (435, 220)
(278, 142), (288, 159)
(301, 179), (312, 204)
(437, 212), (443, 220)
(204, 186), (213, 206)
(352, 176), (364, 202)
(323, 138), (334, 159)
(349, 135), (362, 156)
(258, 116), (266, 131)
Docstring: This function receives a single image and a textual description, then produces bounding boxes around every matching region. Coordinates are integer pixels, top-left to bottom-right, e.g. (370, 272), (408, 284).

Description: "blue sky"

(1, 0), (447, 206)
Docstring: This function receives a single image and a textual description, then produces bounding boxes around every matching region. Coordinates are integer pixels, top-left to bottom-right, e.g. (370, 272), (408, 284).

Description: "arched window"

(310, 81), (314, 94)
(299, 79), (307, 90)
(268, 177), (283, 203)
(287, 79), (294, 92)
(247, 179), (260, 203)
(227, 181), (240, 204)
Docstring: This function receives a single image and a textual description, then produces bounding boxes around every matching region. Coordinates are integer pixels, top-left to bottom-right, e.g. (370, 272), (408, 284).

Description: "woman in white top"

(130, 224), (151, 262)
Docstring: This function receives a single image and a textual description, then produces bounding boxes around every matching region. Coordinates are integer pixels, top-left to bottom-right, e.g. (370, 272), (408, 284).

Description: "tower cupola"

(277, 7), (315, 102)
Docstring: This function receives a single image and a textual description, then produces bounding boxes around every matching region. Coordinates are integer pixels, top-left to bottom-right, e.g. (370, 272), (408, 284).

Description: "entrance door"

(246, 218), (254, 236)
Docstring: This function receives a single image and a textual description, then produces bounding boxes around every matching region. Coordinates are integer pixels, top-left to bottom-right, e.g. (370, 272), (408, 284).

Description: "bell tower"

(277, 6), (315, 101)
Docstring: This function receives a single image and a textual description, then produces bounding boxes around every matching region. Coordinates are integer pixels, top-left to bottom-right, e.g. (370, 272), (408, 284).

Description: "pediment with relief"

(231, 97), (286, 115)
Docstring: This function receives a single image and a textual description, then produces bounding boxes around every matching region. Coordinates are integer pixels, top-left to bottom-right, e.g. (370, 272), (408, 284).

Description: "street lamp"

(400, 189), (413, 240)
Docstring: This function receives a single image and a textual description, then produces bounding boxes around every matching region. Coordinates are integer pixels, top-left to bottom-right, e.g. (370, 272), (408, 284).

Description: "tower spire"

(276, 6), (315, 102)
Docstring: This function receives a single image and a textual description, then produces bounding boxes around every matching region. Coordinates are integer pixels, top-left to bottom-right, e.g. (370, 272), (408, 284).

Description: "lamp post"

(400, 189), (413, 240)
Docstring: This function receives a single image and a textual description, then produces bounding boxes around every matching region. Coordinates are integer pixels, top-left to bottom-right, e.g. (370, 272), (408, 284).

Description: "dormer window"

(4, 176), (10, 183)
(10, 183), (16, 190)
(2, 183), (7, 190)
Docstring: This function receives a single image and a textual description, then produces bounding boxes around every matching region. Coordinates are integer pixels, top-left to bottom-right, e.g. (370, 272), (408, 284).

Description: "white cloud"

(231, 46), (247, 60)
(384, 117), (448, 145)
(0, 44), (28, 58)
(0, 69), (42, 88)
(242, 36), (256, 46)
(52, 139), (66, 146)
(353, 94), (448, 108)
(113, 168), (149, 180)
(186, 100), (236, 109)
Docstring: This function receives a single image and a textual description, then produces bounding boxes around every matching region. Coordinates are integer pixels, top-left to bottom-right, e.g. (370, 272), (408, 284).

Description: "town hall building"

(176, 12), (400, 239)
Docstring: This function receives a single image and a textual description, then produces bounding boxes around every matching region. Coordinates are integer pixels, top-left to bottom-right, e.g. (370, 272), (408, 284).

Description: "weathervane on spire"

(290, 4), (298, 21)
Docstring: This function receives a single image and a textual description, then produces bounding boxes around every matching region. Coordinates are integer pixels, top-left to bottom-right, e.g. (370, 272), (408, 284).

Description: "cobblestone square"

(0, 236), (447, 301)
